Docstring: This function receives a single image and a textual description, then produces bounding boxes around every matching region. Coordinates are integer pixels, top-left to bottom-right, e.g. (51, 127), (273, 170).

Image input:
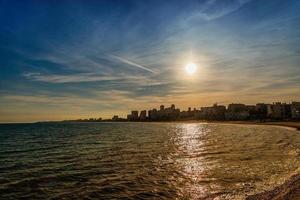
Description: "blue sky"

(0, 0), (300, 122)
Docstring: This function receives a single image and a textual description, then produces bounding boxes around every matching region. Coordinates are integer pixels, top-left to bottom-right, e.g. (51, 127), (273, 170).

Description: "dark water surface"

(1, 122), (300, 199)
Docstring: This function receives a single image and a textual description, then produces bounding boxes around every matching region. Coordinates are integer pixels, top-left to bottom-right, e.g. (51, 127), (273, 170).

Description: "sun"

(185, 63), (197, 75)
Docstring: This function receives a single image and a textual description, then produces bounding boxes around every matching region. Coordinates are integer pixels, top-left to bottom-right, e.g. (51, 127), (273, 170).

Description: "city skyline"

(66, 101), (300, 122)
(1, 0), (300, 122)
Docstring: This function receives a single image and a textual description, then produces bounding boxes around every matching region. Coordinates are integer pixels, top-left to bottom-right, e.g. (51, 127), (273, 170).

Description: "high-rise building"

(291, 102), (300, 119)
(139, 110), (147, 121)
(160, 105), (164, 111)
(131, 111), (139, 121)
(225, 103), (249, 120)
(267, 102), (291, 119)
(127, 114), (132, 121)
(148, 109), (158, 120)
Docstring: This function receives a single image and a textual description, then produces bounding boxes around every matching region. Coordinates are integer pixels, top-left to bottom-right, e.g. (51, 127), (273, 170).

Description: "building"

(251, 103), (269, 120)
(139, 110), (147, 121)
(267, 102), (291, 119)
(195, 104), (226, 120)
(282, 103), (292, 119)
(291, 102), (300, 119)
(148, 109), (158, 121)
(112, 115), (119, 121)
(148, 105), (180, 121)
(158, 104), (180, 120)
(125, 101), (299, 122)
(225, 103), (249, 120)
(179, 107), (195, 119)
(160, 105), (164, 111)
(131, 111), (139, 121)
(127, 114), (132, 121)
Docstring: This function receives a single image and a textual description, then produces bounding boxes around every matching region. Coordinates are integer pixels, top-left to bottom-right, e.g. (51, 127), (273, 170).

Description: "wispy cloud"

(109, 54), (156, 74)
(24, 72), (117, 83)
(1, 0), (300, 123)
(183, 0), (253, 22)
(20, 50), (158, 84)
(23, 72), (150, 84)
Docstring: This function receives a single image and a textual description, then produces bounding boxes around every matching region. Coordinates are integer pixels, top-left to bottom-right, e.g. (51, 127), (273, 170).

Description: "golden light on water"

(185, 63), (197, 75)
(175, 123), (209, 198)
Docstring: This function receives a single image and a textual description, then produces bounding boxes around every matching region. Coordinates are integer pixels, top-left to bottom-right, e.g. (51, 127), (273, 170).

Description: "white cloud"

(24, 72), (119, 83)
(184, 0), (252, 22)
(23, 72), (150, 84)
(109, 54), (156, 74)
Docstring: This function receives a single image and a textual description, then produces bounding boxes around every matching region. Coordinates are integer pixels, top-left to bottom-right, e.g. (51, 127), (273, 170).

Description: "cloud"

(1, 0), (300, 123)
(109, 54), (156, 74)
(19, 50), (159, 84)
(183, 0), (253, 22)
(1, 91), (132, 106)
(23, 72), (151, 84)
(0, 91), (176, 113)
(24, 72), (121, 83)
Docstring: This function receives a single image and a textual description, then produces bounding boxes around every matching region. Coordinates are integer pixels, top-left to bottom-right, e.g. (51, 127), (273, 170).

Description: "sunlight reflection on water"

(174, 123), (214, 199)
(1, 123), (300, 199)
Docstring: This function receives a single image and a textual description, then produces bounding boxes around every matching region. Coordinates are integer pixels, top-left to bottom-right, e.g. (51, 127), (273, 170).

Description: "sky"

(0, 0), (300, 122)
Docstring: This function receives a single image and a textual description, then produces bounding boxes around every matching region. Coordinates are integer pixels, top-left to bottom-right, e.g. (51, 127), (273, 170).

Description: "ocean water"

(1, 122), (300, 200)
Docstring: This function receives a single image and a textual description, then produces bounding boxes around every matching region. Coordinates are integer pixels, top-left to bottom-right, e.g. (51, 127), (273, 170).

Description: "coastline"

(140, 120), (300, 132)
(209, 121), (300, 131)
(31, 120), (300, 132)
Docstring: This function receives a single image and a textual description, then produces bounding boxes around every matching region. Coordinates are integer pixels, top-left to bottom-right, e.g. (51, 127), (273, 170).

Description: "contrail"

(110, 54), (156, 74)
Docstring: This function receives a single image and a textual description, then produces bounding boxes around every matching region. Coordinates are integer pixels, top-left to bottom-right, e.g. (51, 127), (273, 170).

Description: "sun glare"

(185, 63), (197, 75)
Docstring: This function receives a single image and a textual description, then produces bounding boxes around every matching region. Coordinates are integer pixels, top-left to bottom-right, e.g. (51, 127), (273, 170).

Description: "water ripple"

(1, 122), (300, 199)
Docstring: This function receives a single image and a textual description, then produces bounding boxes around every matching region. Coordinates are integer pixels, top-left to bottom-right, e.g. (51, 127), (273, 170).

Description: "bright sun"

(185, 63), (197, 75)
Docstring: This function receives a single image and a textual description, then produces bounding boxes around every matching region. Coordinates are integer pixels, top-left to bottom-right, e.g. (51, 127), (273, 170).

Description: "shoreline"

(4, 120), (299, 131)
(150, 120), (300, 131)
(208, 121), (300, 131)
(133, 120), (300, 131)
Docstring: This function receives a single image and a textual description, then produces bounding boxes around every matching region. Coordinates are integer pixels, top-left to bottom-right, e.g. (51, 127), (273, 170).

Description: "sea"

(1, 122), (300, 200)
